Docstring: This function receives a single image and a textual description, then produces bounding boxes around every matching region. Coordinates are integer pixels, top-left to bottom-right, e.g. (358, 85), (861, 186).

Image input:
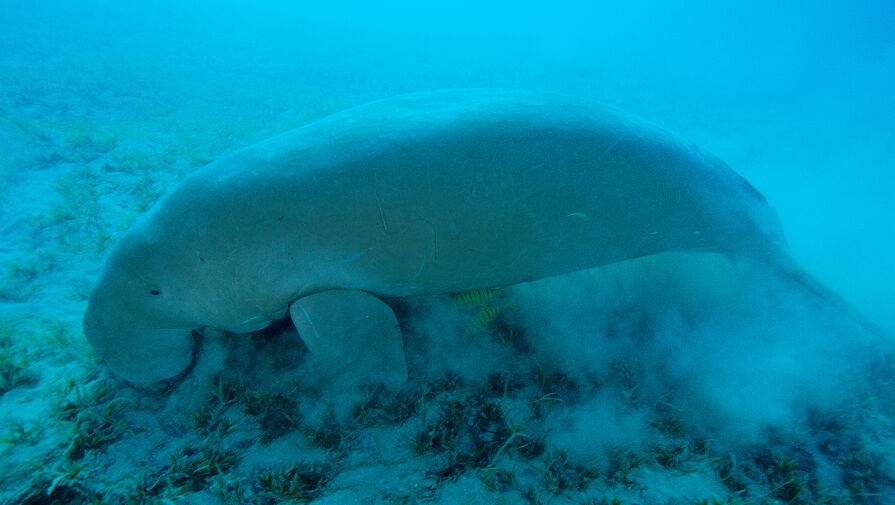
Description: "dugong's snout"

(83, 295), (197, 384)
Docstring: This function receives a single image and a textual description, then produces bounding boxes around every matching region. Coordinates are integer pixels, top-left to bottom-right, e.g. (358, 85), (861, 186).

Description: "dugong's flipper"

(289, 290), (408, 388)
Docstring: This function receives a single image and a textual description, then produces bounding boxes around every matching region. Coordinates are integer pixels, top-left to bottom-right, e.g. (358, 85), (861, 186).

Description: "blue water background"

(2, 0), (892, 326)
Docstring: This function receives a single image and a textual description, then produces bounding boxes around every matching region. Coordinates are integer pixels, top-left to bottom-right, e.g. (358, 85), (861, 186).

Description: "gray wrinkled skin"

(84, 89), (786, 383)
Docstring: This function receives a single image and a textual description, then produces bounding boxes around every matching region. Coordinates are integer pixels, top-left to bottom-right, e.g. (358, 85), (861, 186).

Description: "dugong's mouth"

(83, 300), (199, 384)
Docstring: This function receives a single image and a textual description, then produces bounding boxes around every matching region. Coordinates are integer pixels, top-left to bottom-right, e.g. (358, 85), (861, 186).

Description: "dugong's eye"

(150, 290), (161, 296)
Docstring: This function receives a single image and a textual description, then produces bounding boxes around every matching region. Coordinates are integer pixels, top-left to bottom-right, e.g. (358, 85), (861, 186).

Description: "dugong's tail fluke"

(764, 253), (888, 340)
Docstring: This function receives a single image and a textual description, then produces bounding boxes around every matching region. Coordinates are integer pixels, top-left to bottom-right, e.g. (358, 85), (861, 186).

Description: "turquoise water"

(1, 1), (893, 504)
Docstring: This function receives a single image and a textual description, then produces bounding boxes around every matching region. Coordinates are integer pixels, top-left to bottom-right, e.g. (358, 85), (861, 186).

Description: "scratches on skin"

(378, 202), (389, 233)
(412, 218), (438, 281)
(585, 134), (625, 169)
(507, 247), (529, 270)
(295, 303), (321, 342)
(237, 314), (269, 332)
(413, 262), (426, 281)
(375, 188), (389, 233)
(604, 135), (623, 155)
(344, 251), (365, 262)
(428, 219), (437, 263)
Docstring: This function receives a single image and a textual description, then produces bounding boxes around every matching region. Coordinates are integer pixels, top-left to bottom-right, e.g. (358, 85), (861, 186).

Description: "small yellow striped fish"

(452, 288), (503, 308)
(463, 305), (505, 338)
(463, 305), (519, 338)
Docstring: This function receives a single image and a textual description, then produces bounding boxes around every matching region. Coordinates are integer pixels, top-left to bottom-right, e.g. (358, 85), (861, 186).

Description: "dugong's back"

(174, 89), (784, 299)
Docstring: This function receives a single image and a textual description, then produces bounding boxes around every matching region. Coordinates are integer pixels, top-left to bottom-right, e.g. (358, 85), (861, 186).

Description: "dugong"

(82, 89), (857, 385)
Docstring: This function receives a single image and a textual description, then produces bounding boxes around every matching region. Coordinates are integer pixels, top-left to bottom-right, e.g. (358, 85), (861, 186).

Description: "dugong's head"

(83, 218), (209, 384)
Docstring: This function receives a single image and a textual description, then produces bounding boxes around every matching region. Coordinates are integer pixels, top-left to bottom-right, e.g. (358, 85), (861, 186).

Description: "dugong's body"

(84, 89), (788, 384)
